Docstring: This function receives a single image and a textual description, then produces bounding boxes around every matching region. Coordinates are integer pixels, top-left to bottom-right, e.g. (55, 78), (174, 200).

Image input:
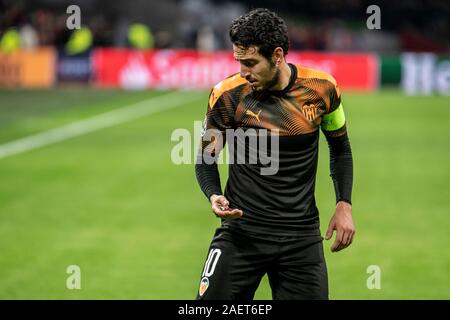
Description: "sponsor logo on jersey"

(245, 109), (262, 122)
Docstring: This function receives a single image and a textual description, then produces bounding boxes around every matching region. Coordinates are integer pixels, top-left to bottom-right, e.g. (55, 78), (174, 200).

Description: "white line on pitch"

(0, 90), (203, 160)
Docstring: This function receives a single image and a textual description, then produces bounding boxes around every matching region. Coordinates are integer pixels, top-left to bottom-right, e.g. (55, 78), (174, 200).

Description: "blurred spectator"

(33, 9), (56, 46)
(20, 23), (38, 49)
(128, 23), (154, 49)
(65, 26), (92, 55)
(0, 0), (448, 53)
(154, 30), (173, 49)
(0, 27), (20, 52)
(196, 25), (215, 52)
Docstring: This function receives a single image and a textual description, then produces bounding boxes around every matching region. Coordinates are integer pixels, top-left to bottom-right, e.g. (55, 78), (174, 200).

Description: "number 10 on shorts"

(202, 248), (222, 277)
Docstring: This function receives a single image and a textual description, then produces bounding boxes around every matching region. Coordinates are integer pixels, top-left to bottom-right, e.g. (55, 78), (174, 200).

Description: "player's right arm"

(195, 90), (243, 219)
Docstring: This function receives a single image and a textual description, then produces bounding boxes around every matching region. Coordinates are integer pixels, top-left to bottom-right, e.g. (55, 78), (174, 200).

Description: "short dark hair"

(229, 8), (289, 61)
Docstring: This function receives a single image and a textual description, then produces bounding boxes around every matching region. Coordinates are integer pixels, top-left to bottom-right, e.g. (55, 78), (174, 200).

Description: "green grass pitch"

(0, 87), (449, 299)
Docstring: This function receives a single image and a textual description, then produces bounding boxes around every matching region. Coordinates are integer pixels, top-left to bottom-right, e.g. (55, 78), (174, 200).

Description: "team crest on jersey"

(302, 103), (317, 121)
(199, 277), (209, 296)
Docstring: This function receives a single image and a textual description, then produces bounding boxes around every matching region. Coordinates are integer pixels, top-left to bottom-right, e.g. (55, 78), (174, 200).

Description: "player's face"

(233, 45), (279, 92)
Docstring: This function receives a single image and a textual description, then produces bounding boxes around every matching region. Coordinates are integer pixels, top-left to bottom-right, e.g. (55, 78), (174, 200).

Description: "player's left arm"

(321, 80), (355, 252)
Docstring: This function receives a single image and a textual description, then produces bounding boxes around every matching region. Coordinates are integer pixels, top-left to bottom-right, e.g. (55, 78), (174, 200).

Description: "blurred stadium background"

(0, 0), (449, 299)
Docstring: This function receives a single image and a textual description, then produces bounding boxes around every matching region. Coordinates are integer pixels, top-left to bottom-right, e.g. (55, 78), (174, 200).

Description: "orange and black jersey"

(196, 63), (353, 237)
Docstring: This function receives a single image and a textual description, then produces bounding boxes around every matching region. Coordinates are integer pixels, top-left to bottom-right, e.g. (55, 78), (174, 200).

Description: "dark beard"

(255, 67), (280, 92)
(266, 67), (280, 90)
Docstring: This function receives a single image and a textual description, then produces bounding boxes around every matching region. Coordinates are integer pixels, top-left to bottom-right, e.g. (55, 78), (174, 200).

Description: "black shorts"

(196, 227), (328, 300)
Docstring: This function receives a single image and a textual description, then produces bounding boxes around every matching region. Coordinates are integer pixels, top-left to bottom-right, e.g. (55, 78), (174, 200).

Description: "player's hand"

(325, 201), (355, 252)
(209, 194), (243, 219)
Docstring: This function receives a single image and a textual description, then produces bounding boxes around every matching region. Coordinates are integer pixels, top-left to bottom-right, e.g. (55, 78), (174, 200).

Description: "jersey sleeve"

(195, 89), (233, 200)
(320, 79), (353, 205)
(200, 90), (234, 157)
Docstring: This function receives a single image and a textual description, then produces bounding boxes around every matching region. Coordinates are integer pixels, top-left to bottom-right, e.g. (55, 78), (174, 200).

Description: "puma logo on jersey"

(245, 109), (262, 122)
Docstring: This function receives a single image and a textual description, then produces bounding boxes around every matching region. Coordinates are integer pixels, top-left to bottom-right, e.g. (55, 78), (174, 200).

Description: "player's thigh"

(196, 242), (232, 300)
(196, 229), (266, 300)
(268, 236), (328, 300)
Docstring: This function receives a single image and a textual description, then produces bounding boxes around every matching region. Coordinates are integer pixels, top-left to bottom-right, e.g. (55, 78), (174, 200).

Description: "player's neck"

(270, 61), (291, 91)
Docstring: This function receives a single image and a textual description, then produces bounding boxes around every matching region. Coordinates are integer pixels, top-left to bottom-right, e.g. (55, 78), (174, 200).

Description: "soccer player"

(195, 8), (354, 300)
